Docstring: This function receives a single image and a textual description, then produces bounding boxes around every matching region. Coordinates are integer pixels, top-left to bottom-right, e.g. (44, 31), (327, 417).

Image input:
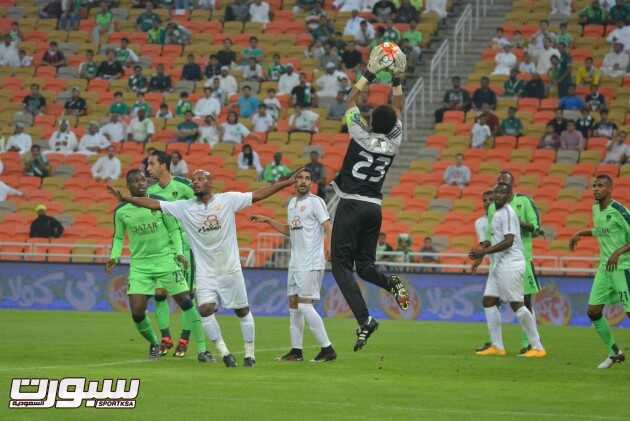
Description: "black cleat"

(243, 357), (256, 368)
(197, 351), (215, 363)
(276, 348), (304, 362)
(159, 337), (173, 356)
(173, 339), (188, 358)
(389, 275), (409, 311)
(149, 343), (161, 360)
(519, 345), (532, 355)
(223, 353), (237, 368)
(354, 317), (379, 352)
(476, 342), (493, 352)
(311, 346), (337, 363)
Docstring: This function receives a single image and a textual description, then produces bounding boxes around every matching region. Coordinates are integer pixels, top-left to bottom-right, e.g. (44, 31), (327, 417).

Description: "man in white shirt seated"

(601, 41), (629, 78)
(343, 10), (363, 38)
(5, 123), (32, 154)
(0, 34), (19, 67)
(353, 19), (376, 46)
(218, 66), (238, 98)
(443, 153), (471, 187)
(536, 38), (560, 75)
(316, 63), (348, 102)
(249, 0), (271, 24)
(48, 120), (78, 154)
(194, 86), (222, 118)
(127, 109), (155, 143)
(606, 22), (630, 52)
(278, 64), (300, 95)
(99, 114), (126, 143)
(91, 145), (121, 182)
(199, 115), (221, 146)
(78, 122), (110, 155)
(288, 104), (319, 133)
(251, 104), (275, 133)
(492, 43), (517, 76)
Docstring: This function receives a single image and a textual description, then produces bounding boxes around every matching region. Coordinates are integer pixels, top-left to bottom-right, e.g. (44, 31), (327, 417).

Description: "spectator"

(548, 109), (568, 135)
(130, 92), (153, 117)
(376, 232), (394, 261)
(48, 120), (78, 154)
(306, 39), (326, 61)
(396, 0), (419, 23)
(237, 143), (264, 174)
(319, 44), (342, 70)
(100, 114), (127, 143)
(39, 0), (63, 20)
(97, 49), (124, 80)
(530, 20), (555, 54)
(373, 0), (397, 21)
(199, 115), (221, 145)
(559, 120), (585, 151)
(156, 103), (173, 120)
(593, 110), (618, 139)
(536, 38), (560, 75)
(218, 66), (238, 98)
(169, 151), (189, 177)
(78, 122), (110, 154)
(204, 54), (221, 80)
(492, 43), (517, 76)
(343, 10), (363, 38)
(8, 21), (22, 45)
(278, 64), (300, 95)
(306, 4), (333, 42)
(492, 27), (510, 49)
(241, 57), (264, 82)
(109, 91), (131, 116)
(607, 23), (630, 51)
(251, 104), (275, 133)
(551, 0), (572, 17)
(601, 41), (629, 78)
(511, 30), (526, 49)
(340, 41), (362, 71)
(6, 123), (32, 154)
(225, 0), (250, 22)
(221, 111), (250, 144)
(434, 76), (471, 122)
(500, 106), (524, 136)
(472, 77), (497, 110)
(402, 21), (423, 64)
(92, 2), (114, 45)
(579, 0), (607, 25)
(471, 114), (492, 148)
(382, 22), (401, 43)
(555, 22), (573, 47)
(250, 0), (271, 24)
(18, 83), (46, 126)
(480, 103), (500, 135)
(419, 236), (440, 270)
(149, 64), (173, 92)
(64, 87), (87, 117)
(263, 88), (282, 120)
(128, 65), (149, 93)
(217, 38), (237, 68)
(78, 49), (99, 80)
(316, 63), (347, 101)
(521, 72), (546, 99)
(291, 72), (316, 107)
(164, 22), (191, 45)
(608, 0), (630, 25)
(42, 41), (66, 69)
(115, 38), (139, 67)
(0, 34), (19, 67)
(539, 124), (560, 149)
(59, 0), (80, 31)
(518, 51), (537, 74)
(127, 109), (155, 143)
(136, 2), (161, 32)
(30, 205), (63, 238)
(18, 49), (32, 68)
(603, 131), (628, 164)
(327, 91), (348, 120)
(289, 104), (319, 133)
(147, 22), (165, 45)
(305, 150), (326, 198)
(242, 36), (264, 63)
(503, 69), (525, 97)
(24, 145), (51, 177)
(575, 57), (601, 86)
(194, 87), (222, 118)
(264, 54), (285, 82)
(394, 233), (413, 264)
(443, 153), (471, 187)
(585, 84), (607, 112)
(175, 91), (194, 117)
(91, 145), (121, 181)
(176, 111), (200, 143)
(181, 54), (202, 81)
(576, 107), (595, 139)
(262, 152), (291, 183)
(552, 43), (573, 97)
(559, 84), (585, 119)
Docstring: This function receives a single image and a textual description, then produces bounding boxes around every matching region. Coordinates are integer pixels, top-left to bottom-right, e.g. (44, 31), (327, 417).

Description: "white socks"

(298, 303), (331, 348)
(289, 308), (304, 349)
(484, 306), (504, 351)
(239, 311), (256, 359)
(201, 314), (230, 357)
(516, 306), (544, 350)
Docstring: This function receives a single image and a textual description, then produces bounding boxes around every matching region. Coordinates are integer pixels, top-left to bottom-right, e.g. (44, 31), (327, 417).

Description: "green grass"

(0, 310), (628, 421)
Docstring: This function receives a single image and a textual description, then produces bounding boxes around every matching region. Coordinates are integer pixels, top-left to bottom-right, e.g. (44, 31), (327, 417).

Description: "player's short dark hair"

(495, 182), (512, 193)
(126, 169), (142, 183)
(498, 170), (514, 183)
(151, 150), (171, 169)
(371, 105), (397, 135)
(483, 190), (493, 197)
(595, 174), (613, 186)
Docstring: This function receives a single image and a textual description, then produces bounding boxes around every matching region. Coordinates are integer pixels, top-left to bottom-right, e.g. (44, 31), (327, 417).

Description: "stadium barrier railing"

(403, 76), (426, 142)
(429, 39), (450, 102)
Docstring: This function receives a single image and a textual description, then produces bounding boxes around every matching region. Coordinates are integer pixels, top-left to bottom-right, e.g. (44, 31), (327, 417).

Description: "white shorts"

(287, 270), (324, 300)
(484, 263), (525, 303)
(196, 271), (249, 309)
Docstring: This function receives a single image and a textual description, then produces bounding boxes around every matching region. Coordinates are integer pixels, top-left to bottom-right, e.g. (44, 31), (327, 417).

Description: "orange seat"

(426, 135), (449, 149)
(443, 111), (465, 123)
(595, 164), (619, 178)
(571, 163), (596, 177)
(494, 136), (517, 149)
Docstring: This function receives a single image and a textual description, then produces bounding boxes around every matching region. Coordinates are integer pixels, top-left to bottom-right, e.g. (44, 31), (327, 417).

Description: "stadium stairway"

(385, 0), (514, 193)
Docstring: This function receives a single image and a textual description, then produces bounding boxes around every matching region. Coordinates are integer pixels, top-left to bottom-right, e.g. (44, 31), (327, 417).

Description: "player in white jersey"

(469, 183), (546, 358)
(108, 169), (299, 368)
(251, 169), (337, 362)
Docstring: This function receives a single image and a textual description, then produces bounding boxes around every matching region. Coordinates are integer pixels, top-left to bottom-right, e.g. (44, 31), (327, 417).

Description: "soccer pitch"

(1, 311), (628, 421)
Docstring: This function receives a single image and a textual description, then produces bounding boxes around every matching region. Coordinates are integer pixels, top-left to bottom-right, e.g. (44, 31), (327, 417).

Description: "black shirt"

(395, 4), (419, 23)
(181, 63), (202, 81)
(97, 60), (124, 78)
(341, 50), (363, 69)
(204, 63), (222, 79)
(64, 97), (87, 114)
(23, 94), (46, 115)
(372, 0), (397, 19)
(442, 88), (471, 110)
(216, 50), (236, 68)
(522, 79), (546, 99)
(576, 115), (594, 138)
(547, 118), (568, 135)
(149, 74), (172, 92)
(472, 87), (497, 109)
(291, 84), (313, 107)
(305, 162), (325, 183)
(30, 215), (64, 238)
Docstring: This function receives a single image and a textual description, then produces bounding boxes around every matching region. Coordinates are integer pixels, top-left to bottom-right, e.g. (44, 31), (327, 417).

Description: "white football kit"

(484, 204), (526, 302)
(160, 192), (252, 308)
(287, 194), (330, 300)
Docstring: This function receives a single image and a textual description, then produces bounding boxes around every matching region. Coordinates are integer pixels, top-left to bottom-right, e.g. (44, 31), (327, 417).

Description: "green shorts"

(588, 267), (630, 312)
(523, 260), (541, 296)
(128, 268), (189, 296)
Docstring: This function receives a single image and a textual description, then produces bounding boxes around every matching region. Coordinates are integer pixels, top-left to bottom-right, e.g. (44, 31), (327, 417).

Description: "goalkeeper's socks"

(593, 317), (617, 356)
(135, 316), (158, 345)
(182, 307), (206, 354)
(154, 299), (171, 339)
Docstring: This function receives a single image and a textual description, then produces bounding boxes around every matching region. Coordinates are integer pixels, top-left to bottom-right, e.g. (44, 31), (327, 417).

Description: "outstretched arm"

(252, 169), (302, 203)
(108, 186), (162, 210)
(250, 215), (289, 236)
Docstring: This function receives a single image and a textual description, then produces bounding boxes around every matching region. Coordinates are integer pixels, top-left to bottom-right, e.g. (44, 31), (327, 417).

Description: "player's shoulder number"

(352, 150), (391, 183)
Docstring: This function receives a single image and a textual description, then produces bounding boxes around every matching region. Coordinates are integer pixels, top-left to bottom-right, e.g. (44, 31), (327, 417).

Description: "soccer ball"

(378, 42), (402, 69)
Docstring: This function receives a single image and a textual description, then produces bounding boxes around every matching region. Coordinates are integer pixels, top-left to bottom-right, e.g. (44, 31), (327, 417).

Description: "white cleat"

(597, 352), (625, 369)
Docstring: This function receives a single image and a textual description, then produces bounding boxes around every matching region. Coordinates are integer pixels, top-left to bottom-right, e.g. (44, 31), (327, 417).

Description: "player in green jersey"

(146, 150), (197, 357)
(570, 174), (630, 369)
(484, 171), (542, 354)
(106, 169), (213, 363)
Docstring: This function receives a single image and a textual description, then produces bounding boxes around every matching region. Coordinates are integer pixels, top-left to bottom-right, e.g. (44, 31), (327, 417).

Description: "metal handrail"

(429, 39), (450, 101)
(403, 76), (425, 142)
(453, 4), (473, 66)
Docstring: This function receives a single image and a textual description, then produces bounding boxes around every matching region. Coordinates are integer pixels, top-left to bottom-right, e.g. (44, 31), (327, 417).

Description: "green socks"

(135, 317), (158, 345)
(182, 307), (207, 353)
(155, 299), (171, 338)
(593, 317), (617, 356)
